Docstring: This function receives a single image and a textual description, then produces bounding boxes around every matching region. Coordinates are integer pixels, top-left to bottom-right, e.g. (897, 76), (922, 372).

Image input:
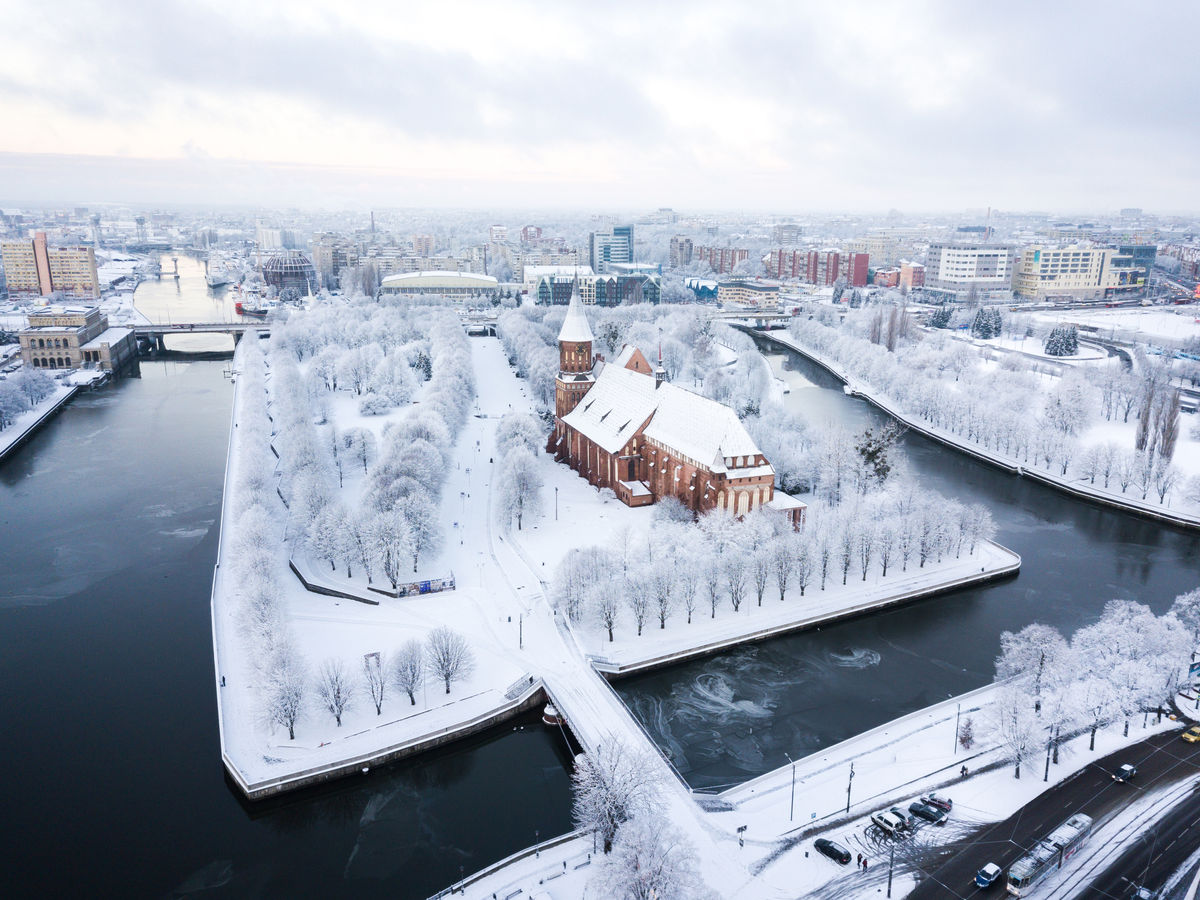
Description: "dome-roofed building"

(262, 250), (315, 295)
(380, 270), (499, 297)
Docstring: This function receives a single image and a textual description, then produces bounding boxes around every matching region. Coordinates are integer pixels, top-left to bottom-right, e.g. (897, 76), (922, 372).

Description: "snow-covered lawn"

(1035, 306), (1200, 343)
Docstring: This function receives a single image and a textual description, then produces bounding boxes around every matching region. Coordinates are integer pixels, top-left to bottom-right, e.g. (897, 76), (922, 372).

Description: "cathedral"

(550, 285), (805, 526)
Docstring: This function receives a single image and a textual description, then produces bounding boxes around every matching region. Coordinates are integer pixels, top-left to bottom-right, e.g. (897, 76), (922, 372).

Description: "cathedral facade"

(549, 287), (805, 526)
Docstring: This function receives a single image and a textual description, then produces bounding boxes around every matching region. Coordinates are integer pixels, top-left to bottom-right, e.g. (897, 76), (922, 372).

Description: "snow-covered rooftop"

(644, 382), (764, 473)
(82, 327), (132, 349)
(561, 364), (657, 454)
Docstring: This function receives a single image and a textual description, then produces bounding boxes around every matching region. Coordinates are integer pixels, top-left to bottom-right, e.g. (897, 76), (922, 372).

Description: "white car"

(870, 810), (907, 837)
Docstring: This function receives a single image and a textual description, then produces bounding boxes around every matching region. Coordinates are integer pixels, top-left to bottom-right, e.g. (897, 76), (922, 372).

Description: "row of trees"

(315, 626), (476, 728)
(787, 315), (1199, 510)
(0, 368), (56, 431)
(552, 490), (995, 642)
(988, 591), (1199, 778)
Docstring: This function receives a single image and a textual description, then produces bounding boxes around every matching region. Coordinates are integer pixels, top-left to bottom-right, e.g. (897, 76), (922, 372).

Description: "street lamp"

(845, 762), (854, 815)
(555, 486), (559, 521)
(783, 752), (796, 823)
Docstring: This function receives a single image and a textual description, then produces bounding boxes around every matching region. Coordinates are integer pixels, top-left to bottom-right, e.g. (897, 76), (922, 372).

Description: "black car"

(814, 838), (852, 864)
(909, 800), (948, 825)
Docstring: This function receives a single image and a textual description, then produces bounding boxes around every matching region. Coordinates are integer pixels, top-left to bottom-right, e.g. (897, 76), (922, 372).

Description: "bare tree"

(427, 626), (475, 694)
(393, 639), (425, 705)
(362, 651), (389, 715)
(315, 658), (352, 727)
(751, 545), (772, 606)
(625, 571), (652, 637)
(990, 683), (1039, 779)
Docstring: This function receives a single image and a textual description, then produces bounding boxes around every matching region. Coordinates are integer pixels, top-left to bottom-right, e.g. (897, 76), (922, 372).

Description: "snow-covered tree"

(496, 447), (543, 531)
(393, 639), (425, 706)
(315, 658), (352, 727)
(263, 648), (307, 741)
(426, 626), (474, 694)
(571, 744), (663, 854)
(590, 814), (715, 900)
(990, 683), (1039, 779)
(362, 651), (389, 715)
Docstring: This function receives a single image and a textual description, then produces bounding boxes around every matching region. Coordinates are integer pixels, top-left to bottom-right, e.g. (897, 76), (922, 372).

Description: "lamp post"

(555, 486), (559, 521)
(845, 762), (854, 815)
(783, 752), (796, 823)
(954, 702), (962, 754)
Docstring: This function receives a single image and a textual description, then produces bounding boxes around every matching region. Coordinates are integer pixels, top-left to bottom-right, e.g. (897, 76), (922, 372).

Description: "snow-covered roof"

(612, 345), (638, 368)
(643, 382), (764, 474)
(557, 282), (594, 343)
(562, 357), (767, 473)
(561, 365), (658, 454)
(82, 327), (132, 349)
(767, 492), (807, 511)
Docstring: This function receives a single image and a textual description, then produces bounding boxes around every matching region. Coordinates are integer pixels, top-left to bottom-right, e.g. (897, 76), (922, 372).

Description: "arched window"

(37, 338), (45, 348)
(32, 358), (40, 367)
(48, 358), (57, 369)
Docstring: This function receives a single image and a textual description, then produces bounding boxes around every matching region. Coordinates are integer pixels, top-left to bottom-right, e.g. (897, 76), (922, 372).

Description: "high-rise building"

(589, 225), (634, 273)
(520, 225), (542, 244)
(411, 234), (435, 255)
(1, 232), (100, 300)
(669, 235), (694, 268)
(489, 225), (508, 243)
(924, 242), (1014, 302)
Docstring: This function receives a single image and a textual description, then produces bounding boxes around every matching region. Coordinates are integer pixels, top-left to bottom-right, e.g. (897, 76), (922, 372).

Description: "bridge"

(459, 310), (499, 336)
(132, 321), (270, 352)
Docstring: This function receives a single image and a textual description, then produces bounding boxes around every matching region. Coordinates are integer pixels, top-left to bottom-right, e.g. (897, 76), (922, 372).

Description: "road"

(907, 727), (1200, 899)
(1077, 788), (1200, 900)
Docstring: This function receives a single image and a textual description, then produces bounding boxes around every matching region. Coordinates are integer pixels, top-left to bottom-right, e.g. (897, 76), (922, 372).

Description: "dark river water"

(613, 341), (1200, 790)
(3, 297), (1198, 896)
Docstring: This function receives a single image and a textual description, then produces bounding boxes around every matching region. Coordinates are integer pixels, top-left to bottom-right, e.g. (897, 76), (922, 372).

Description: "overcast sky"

(1, 0), (1197, 212)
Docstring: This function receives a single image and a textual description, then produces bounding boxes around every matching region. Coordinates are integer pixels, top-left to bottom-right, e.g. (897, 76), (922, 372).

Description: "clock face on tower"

(576, 344), (587, 353)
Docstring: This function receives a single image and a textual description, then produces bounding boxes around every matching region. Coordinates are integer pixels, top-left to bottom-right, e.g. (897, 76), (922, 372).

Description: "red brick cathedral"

(550, 285), (805, 525)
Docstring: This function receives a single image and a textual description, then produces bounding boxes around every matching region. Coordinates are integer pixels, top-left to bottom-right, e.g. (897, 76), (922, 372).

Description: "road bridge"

(132, 321), (269, 352)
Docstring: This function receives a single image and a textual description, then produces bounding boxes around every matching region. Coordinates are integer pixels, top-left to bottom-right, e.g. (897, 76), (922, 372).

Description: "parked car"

(1113, 763), (1137, 782)
(1182, 726), (1200, 743)
(975, 863), (1002, 888)
(922, 792), (953, 811)
(871, 810), (907, 836)
(889, 806), (916, 831)
(814, 838), (852, 864)
(1128, 886), (1158, 900)
(909, 800), (948, 825)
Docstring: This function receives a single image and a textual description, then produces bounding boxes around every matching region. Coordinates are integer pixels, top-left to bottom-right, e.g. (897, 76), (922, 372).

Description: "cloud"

(0, 0), (1197, 209)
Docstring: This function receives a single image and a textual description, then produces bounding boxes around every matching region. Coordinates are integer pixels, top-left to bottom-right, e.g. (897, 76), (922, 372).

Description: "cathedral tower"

(555, 280), (595, 421)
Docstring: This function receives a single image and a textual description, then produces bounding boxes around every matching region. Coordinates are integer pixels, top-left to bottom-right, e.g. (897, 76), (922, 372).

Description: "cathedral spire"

(557, 276), (594, 344)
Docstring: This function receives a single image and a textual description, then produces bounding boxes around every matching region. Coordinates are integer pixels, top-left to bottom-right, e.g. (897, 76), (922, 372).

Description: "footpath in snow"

(756, 328), (1200, 531)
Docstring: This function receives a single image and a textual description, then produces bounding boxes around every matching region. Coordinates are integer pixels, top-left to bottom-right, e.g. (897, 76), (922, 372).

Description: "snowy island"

(209, 290), (1028, 897)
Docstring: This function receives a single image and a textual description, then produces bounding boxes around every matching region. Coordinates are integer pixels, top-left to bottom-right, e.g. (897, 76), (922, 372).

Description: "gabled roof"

(643, 382), (765, 475)
(561, 365), (657, 454)
(557, 281), (594, 343)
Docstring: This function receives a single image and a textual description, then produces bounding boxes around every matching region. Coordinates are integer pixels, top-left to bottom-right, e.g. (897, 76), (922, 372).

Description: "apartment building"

(764, 248), (869, 287)
(669, 235), (694, 268)
(697, 246), (748, 275)
(1, 232), (100, 300)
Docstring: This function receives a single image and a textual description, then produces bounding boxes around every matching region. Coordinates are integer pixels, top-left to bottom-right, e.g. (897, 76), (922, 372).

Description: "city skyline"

(1, 0), (1198, 212)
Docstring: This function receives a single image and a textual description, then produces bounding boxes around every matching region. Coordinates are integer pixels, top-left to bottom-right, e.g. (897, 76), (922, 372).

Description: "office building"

(717, 279), (780, 307)
(1012, 245), (1130, 300)
(924, 242), (1015, 302)
(589, 225), (634, 273)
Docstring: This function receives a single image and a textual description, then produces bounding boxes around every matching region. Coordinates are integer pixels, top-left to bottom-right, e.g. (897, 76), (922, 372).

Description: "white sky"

(1, 0), (1197, 211)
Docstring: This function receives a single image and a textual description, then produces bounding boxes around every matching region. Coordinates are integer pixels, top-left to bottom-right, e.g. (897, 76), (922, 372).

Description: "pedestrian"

(961, 764), (969, 778)
(863, 858), (869, 872)
(856, 853), (862, 866)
